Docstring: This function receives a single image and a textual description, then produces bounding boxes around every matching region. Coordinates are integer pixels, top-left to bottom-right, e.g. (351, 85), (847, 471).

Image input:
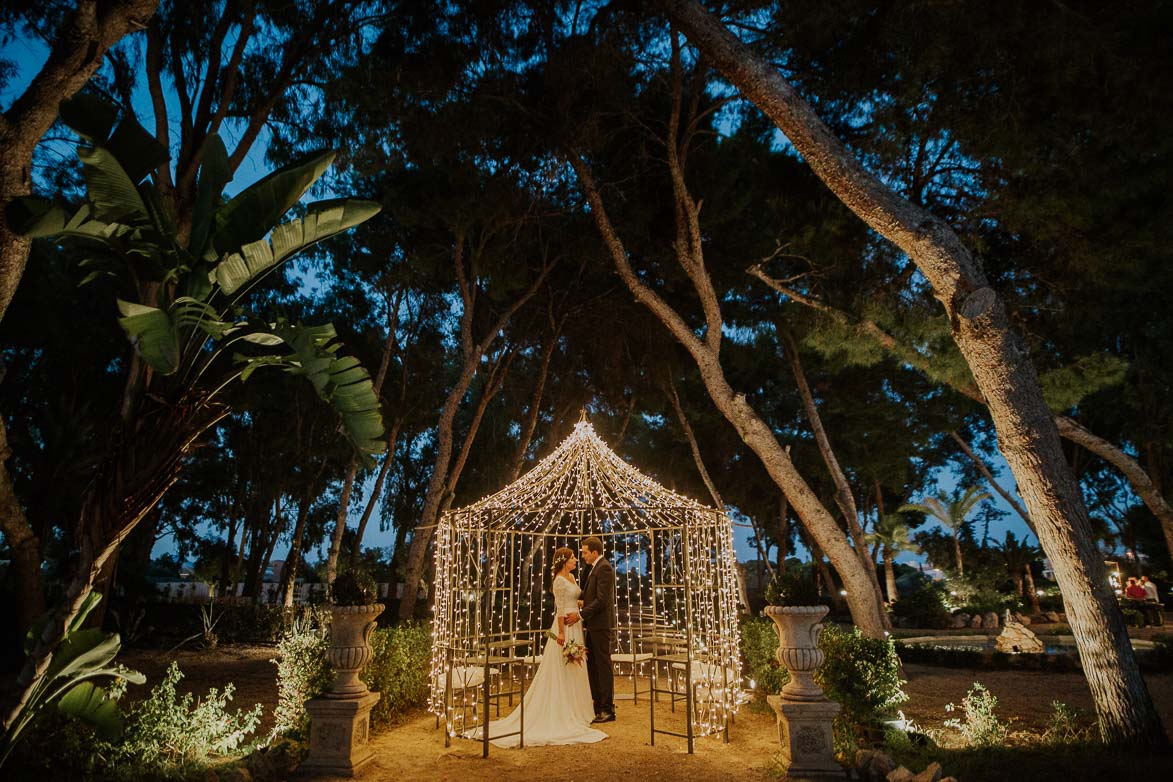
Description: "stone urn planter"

(302, 571), (385, 777)
(762, 604), (843, 779)
(764, 604), (830, 702)
(326, 603), (385, 698)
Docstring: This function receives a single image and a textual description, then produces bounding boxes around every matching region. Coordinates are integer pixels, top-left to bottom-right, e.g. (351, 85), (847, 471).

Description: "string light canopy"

(429, 416), (743, 754)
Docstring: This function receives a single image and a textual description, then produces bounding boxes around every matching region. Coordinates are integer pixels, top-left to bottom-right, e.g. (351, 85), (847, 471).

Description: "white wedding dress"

(470, 575), (608, 748)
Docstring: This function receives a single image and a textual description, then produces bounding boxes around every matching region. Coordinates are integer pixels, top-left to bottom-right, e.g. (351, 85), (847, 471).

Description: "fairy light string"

(429, 419), (744, 743)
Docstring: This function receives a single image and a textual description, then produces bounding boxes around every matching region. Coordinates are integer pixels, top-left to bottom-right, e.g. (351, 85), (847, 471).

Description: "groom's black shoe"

(593, 711), (616, 723)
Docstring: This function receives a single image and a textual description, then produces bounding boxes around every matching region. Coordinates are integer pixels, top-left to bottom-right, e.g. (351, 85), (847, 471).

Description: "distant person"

(1140, 576), (1160, 603)
(1125, 577), (1160, 626)
(1125, 577), (1147, 601)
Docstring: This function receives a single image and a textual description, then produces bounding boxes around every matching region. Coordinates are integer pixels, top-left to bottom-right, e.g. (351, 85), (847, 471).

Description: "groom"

(565, 536), (616, 723)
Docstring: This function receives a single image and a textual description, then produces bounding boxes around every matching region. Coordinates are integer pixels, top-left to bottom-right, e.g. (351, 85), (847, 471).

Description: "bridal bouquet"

(547, 631), (589, 666)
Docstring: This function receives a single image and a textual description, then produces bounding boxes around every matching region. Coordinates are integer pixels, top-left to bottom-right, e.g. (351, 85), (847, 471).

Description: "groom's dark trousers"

(580, 557), (617, 715)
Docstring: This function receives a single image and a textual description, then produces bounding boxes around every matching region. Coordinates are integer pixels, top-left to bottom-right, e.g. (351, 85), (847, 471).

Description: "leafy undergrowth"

(883, 743), (1173, 782)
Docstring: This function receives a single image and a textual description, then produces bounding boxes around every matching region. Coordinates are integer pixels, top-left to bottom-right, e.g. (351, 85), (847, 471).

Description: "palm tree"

(4, 96), (384, 736)
(899, 486), (991, 577)
(994, 531), (1042, 614)
(867, 514), (917, 602)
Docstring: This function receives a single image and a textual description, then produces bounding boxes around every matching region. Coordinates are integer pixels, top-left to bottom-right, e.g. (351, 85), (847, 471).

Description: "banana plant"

(2, 95), (385, 738)
(0, 593), (145, 768)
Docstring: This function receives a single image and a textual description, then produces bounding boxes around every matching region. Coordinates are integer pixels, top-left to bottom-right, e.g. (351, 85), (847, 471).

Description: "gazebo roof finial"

(578, 407), (588, 423)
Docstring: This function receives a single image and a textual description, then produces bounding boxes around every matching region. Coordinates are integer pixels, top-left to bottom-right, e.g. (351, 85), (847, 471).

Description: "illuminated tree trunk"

(659, 0), (1164, 745)
(784, 330), (890, 628)
(1024, 564), (1042, 614)
(883, 549), (899, 603)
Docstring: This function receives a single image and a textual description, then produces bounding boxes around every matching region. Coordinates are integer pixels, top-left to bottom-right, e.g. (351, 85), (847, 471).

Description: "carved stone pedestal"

(300, 692), (380, 777)
(768, 695), (845, 780)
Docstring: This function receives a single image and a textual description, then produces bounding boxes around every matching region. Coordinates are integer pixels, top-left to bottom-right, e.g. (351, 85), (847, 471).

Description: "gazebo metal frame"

(428, 420), (743, 756)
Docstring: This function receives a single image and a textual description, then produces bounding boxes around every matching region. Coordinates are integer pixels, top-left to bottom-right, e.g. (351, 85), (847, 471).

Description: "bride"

(471, 547), (608, 748)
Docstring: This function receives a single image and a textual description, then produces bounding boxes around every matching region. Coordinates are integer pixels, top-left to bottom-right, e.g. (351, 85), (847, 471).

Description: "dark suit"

(579, 557), (616, 715)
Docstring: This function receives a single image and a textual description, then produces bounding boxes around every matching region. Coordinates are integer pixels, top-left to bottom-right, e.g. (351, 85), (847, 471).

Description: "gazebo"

(428, 418), (744, 755)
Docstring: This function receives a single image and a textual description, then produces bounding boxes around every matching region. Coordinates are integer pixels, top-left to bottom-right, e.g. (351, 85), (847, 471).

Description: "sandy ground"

(112, 644), (1173, 781)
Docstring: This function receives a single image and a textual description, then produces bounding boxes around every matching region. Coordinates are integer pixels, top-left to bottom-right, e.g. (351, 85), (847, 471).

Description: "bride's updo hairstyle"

(550, 546), (573, 591)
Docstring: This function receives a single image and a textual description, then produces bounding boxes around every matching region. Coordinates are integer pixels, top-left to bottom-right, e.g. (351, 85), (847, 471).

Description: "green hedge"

(272, 620), (432, 738)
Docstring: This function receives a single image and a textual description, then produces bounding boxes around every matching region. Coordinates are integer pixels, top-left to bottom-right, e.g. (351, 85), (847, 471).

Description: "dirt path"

(324, 698), (780, 782)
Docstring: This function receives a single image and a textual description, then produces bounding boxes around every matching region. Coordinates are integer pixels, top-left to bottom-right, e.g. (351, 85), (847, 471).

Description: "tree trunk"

(279, 492), (312, 607)
(756, 270), (1173, 568)
(571, 154), (888, 638)
(0, 0), (159, 325)
(667, 378), (752, 614)
(660, 0), (1164, 744)
(1054, 416), (1173, 568)
(398, 239), (550, 621)
(509, 328), (560, 482)
(0, 419), (44, 637)
(784, 330), (890, 628)
(3, 398), (222, 733)
(884, 549), (899, 603)
(777, 495), (789, 573)
(952, 531), (965, 577)
(326, 290), (402, 586)
(350, 425), (400, 570)
(1025, 565), (1042, 614)
(325, 456), (361, 586)
(950, 430), (1036, 534)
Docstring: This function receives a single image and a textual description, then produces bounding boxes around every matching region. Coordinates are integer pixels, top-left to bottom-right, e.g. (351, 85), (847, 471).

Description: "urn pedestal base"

(300, 692), (380, 777)
(768, 694), (845, 780)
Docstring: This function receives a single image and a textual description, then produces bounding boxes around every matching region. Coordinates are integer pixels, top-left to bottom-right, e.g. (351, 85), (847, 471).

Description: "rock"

(912, 761), (943, 782)
(1013, 612), (1031, 626)
(218, 769), (251, 782)
(1057, 612), (1067, 623)
(1045, 611), (1063, 623)
(982, 611), (1000, 630)
(996, 617), (1046, 654)
(970, 614), (983, 629)
(940, 778), (958, 782)
(952, 613), (970, 629)
(887, 767), (916, 782)
(856, 749), (896, 782)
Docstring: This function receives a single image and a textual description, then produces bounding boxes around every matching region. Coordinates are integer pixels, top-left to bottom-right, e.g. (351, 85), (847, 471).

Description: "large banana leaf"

(234, 321), (385, 466)
(212, 198), (381, 296)
(117, 299), (181, 375)
(59, 94), (167, 184)
(57, 681), (124, 741)
(187, 133), (231, 264)
(77, 144), (152, 225)
(201, 148), (337, 262)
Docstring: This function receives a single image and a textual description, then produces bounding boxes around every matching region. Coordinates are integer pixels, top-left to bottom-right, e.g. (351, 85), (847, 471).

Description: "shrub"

(816, 625), (908, 757)
(332, 568), (379, 605)
(892, 581), (951, 628)
(739, 617), (789, 700)
(101, 663), (262, 780)
(363, 624), (432, 728)
(272, 616), (432, 737)
(943, 682), (1009, 748)
(764, 569), (825, 606)
(271, 615), (332, 738)
(1041, 701), (1095, 746)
